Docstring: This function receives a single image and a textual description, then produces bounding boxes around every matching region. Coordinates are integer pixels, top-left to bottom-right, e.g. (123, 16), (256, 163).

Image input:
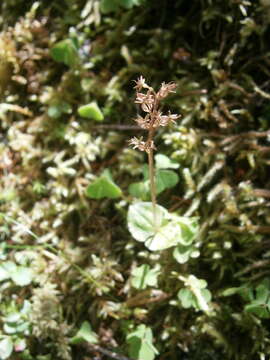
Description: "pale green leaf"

(78, 102), (104, 121)
(178, 288), (194, 308)
(156, 170), (179, 194)
(128, 182), (150, 200)
(173, 245), (192, 264)
(245, 303), (270, 318)
(127, 202), (179, 251)
(71, 321), (98, 344)
(155, 154), (179, 169)
(178, 275), (212, 311)
(131, 264), (159, 290)
(86, 171), (122, 199)
(128, 202), (199, 251)
(0, 337), (13, 359)
(170, 215), (199, 246)
(127, 325), (158, 360)
(50, 39), (78, 67)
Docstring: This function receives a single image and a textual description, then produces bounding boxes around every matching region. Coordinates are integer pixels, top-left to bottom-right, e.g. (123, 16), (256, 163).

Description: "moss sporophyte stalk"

(128, 76), (180, 223)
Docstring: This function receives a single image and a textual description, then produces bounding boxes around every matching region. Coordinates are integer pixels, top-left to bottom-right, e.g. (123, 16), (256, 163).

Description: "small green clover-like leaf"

(167, 215), (199, 247)
(156, 170), (179, 194)
(86, 170), (122, 199)
(173, 216), (199, 246)
(131, 264), (159, 290)
(178, 275), (211, 312)
(173, 244), (199, 264)
(50, 39), (79, 67)
(178, 288), (195, 308)
(78, 102), (104, 121)
(71, 321), (98, 344)
(128, 181), (150, 200)
(244, 281), (270, 318)
(126, 325), (159, 360)
(0, 337), (13, 359)
(244, 303), (270, 318)
(155, 154), (179, 169)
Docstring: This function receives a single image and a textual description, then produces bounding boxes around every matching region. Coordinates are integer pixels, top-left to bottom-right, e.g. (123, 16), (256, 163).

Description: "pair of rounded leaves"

(127, 202), (198, 251)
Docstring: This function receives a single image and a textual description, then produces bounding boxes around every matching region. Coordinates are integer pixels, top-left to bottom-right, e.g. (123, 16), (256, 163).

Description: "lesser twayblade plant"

(127, 77), (212, 316)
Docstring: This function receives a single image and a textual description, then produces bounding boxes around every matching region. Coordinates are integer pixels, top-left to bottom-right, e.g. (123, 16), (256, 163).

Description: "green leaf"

(178, 275), (212, 312)
(78, 102), (104, 121)
(156, 170), (179, 194)
(244, 281), (270, 318)
(0, 337), (13, 359)
(131, 264), (159, 290)
(100, 0), (119, 13)
(50, 39), (78, 67)
(172, 216), (199, 246)
(128, 182), (150, 200)
(4, 313), (21, 324)
(129, 163), (179, 200)
(86, 170), (122, 199)
(256, 284), (269, 303)
(128, 202), (199, 251)
(221, 287), (243, 297)
(245, 303), (270, 318)
(71, 321), (98, 344)
(173, 245), (192, 264)
(155, 154), (179, 169)
(10, 266), (33, 286)
(178, 288), (194, 308)
(127, 202), (179, 251)
(127, 325), (158, 360)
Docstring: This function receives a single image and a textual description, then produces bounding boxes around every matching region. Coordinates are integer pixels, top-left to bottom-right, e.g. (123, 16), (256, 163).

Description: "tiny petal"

(133, 76), (149, 91)
(135, 90), (155, 113)
(128, 137), (147, 152)
(135, 115), (151, 129)
(157, 82), (177, 99)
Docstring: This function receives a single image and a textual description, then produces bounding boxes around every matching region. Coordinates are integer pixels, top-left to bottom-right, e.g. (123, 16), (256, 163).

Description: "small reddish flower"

(135, 90), (155, 113)
(157, 82), (177, 99)
(133, 76), (148, 91)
